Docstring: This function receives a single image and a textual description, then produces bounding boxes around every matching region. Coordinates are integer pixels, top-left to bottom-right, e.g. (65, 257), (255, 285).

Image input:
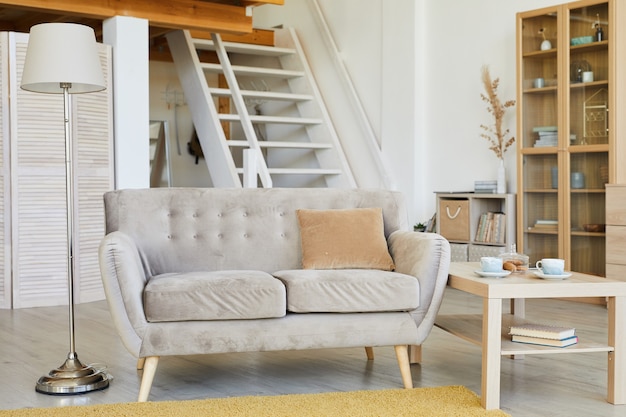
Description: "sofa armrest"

(388, 231), (450, 344)
(99, 230), (150, 357)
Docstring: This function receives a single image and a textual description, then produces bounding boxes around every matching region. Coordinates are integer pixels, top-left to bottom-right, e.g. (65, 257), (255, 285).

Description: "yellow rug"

(0, 386), (510, 416)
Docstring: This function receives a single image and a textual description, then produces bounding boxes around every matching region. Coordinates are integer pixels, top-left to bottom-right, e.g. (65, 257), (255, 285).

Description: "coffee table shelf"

(435, 314), (614, 355)
(436, 262), (626, 410)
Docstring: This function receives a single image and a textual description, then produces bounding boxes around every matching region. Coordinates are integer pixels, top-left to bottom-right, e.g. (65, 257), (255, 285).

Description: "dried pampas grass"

(480, 66), (516, 159)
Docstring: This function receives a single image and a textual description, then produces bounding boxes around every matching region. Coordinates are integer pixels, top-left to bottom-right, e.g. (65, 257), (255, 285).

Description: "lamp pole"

(62, 83), (77, 360)
(34, 83), (109, 394)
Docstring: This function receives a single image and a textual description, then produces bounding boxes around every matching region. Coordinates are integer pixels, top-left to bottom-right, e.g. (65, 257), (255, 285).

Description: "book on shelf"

(475, 213), (486, 242)
(493, 212), (506, 244)
(509, 323), (576, 340)
(425, 212), (437, 233)
(474, 211), (506, 244)
(531, 127), (577, 147)
(533, 224), (557, 230)
(474, 180), (497, 194)
(535, 219), (558, 225)
(484, 212), (494, 243)
(533, 220), (558, 231)
(511, 334), (578, 348)
(532, 125), (558, 133)
(475, 212), (490, 242)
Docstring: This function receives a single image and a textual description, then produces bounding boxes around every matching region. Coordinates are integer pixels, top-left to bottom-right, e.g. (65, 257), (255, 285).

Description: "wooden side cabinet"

(606, 184), (626, 280)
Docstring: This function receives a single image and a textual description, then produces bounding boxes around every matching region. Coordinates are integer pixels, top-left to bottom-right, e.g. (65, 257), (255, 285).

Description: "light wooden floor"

(1, 287), (625, 416)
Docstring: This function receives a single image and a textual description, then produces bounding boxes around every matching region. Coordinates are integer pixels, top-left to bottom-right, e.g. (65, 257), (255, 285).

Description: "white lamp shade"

(21, 23), (105, 94)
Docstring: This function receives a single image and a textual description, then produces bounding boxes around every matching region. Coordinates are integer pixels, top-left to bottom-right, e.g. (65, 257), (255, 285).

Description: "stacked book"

(474, 211), (506, 244)
(533, 126), (558, 147)
(509, 323), (578, 347)
(532, 126), (577, 147)
(533, 219), (558, 232)
(474, 180), (497, 194)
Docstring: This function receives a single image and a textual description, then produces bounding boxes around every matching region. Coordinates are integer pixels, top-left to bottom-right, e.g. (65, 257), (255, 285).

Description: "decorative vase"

(496, 159), (506, 194)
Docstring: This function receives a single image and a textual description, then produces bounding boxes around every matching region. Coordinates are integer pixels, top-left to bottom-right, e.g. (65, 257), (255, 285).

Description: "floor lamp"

(20, 23), (110, 395)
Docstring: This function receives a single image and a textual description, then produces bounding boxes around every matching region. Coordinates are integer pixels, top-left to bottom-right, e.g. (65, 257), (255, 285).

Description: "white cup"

(536, 258), (565, 275)
(533, 78), (545, 88)
(481, 257), (503, 272)
(582, 71), (594, 83)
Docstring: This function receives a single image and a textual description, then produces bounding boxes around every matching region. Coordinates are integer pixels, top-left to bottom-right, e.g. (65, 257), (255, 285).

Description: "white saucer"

(533, 271), (572, 280)
(474, 270), (512, 278)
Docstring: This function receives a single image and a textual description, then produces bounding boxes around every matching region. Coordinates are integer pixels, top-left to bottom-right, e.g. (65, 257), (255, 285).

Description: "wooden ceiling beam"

(0, 0), (284, 34)
(149, 27), (274, 63)
(242, 0), (283, 6)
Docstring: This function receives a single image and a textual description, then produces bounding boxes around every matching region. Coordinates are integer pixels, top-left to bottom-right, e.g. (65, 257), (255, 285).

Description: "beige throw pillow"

(296, 207), (395, 270)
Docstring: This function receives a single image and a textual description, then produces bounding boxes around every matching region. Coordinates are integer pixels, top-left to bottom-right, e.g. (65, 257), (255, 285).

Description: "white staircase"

(166, 28), (356, 188)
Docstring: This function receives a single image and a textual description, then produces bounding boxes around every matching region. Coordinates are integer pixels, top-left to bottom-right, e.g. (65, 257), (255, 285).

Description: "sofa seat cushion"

(272, 269), (419, 313)
(144, 270), (286, 322)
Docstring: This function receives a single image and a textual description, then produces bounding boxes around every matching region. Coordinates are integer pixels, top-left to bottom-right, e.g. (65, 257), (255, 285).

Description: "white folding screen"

(0, 32), (113, 309)
(0, 34), (10, 309)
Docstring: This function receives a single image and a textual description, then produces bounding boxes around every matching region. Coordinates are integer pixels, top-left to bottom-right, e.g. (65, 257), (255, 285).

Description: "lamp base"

(36, 354), (110, 395)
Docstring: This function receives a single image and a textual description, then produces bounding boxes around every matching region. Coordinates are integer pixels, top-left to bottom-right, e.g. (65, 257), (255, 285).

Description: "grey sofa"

(98, 187), (450, 401)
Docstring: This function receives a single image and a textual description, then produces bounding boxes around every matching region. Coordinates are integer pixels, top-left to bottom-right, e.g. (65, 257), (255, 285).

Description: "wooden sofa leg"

(137, 357), (146, 370)
(364, 346), (374, 360)
(394, 345), (413, 389)
(137, 356), (159, 402)
(409, 345), (422, 364)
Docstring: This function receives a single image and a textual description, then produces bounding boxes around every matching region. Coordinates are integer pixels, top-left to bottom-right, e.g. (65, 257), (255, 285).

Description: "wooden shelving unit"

(435, 193), (515, 262)
(516, 0), (626, 277)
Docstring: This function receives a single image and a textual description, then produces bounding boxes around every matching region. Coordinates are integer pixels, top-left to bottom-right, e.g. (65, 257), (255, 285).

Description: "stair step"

(219, 114), (323, 125)
(201, 62), (303, 79)
(193, 38), (296, 57)
(236, 168), (343, 175)
(228, 140), (333, 149)
(210, 88), (313, 102)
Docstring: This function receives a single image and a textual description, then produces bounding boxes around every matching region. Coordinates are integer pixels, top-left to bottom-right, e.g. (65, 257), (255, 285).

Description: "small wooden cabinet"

(436, 193), (516, 262)
(606, 184), (626, 280)
(516, 0), (626, 276)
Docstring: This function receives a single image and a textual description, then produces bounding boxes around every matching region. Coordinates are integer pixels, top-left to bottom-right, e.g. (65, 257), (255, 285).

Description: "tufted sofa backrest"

(104, 188), (408, 275)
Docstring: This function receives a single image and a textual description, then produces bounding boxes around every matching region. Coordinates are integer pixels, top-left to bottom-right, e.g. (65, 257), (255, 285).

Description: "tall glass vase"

(496, 159), (506, 194)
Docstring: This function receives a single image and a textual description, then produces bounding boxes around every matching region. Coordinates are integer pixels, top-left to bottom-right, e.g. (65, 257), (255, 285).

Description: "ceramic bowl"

(583, 224), (605, 233)
(570, 36), (593, 46)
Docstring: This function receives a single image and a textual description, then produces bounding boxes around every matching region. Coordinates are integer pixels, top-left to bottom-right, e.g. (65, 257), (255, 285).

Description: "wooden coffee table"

(435, 262), (626, 410)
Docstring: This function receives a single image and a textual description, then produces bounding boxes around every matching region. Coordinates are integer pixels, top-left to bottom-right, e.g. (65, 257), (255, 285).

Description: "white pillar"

(103, 16), (150, 189)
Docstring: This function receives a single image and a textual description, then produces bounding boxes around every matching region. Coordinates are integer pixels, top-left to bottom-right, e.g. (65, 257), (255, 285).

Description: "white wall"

(424, 0), (562, 214)
(253, 0), (565, 225)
